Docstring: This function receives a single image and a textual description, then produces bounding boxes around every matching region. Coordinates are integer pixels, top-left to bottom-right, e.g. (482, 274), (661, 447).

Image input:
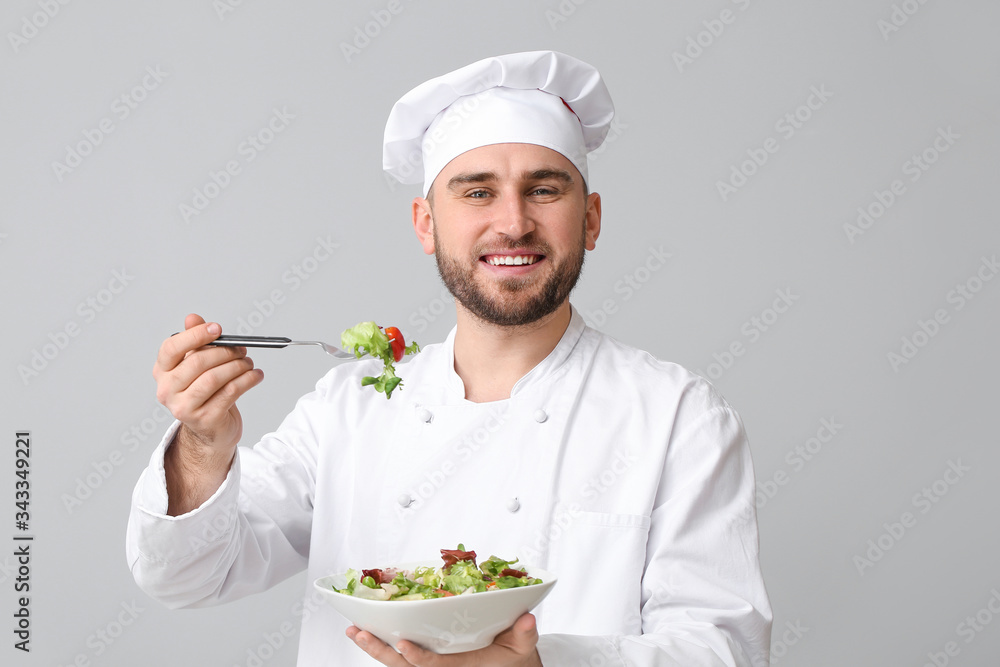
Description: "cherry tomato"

(385, 326), (405, 362)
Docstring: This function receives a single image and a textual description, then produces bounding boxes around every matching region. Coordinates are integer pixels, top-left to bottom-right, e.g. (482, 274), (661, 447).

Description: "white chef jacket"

(127, 307), (772, 666)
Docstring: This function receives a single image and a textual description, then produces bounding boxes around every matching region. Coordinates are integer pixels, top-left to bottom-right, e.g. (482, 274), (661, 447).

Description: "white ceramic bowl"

(314, 561), (557, 654)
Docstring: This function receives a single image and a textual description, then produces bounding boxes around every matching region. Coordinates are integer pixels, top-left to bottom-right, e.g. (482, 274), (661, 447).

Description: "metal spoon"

(209, 335), (358, 360)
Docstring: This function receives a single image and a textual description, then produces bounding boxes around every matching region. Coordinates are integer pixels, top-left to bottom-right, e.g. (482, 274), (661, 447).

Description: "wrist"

(172, 426), (237, 475)
(164, 427), (235, 516)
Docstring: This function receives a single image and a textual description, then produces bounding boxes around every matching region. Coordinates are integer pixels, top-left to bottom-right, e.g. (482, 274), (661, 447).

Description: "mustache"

(475, 235), (551, 257)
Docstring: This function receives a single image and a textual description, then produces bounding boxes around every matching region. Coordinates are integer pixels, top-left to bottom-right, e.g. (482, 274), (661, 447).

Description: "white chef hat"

(383, 50), (615, 197)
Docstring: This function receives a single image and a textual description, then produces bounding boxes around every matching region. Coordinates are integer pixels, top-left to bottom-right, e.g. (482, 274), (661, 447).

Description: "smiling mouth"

(482, 254), (543, 266)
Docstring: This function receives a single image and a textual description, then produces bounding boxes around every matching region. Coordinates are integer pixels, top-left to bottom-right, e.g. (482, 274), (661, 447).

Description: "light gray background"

(3, 1), (998, 666)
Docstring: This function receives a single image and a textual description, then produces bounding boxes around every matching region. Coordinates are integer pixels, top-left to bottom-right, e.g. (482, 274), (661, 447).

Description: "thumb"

(185, 313), (207, 331)
(508, 613), (539, 651)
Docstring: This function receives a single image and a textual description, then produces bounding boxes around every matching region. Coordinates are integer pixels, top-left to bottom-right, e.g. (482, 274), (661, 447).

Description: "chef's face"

(413, 143), (601, 327)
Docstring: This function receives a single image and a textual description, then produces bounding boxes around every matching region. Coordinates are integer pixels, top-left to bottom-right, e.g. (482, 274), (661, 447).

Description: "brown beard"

(434, 226), (586, 327)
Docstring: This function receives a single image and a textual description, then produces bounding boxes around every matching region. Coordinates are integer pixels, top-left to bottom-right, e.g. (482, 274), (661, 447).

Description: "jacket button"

(506, 497), (520, 513)
(397, 494), (413, 508)
(533, 409), (548, 423)
(416, 407), (433, 423)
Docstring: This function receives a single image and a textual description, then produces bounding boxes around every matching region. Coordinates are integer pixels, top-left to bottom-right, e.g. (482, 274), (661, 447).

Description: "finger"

(155, 346), (249, 411)
(194, 361), (264, 417)
(184, 313), (206, 331)
(395, 640), (438, 666)
(161, 355), (255, 422)
(490, 613), (538, 654)
(159, 345), (249, 396)
(510, 612), (538, 648)
(179, 314), (213, 362)
(156, 319), (223, 373)
(347, 629), (412, 666)
(395, 613), (540, 666)
(173, 357), (261, 419)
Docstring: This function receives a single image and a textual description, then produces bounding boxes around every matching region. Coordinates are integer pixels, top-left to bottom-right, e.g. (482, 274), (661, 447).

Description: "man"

(127, 51), (772, 666)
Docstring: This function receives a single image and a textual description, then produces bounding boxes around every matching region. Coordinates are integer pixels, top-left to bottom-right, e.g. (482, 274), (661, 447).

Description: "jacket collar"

(441, 305), (587, 402)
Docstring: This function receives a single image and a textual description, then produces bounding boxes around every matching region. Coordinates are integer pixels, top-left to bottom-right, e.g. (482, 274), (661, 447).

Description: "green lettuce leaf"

(441, 559), (488, 595)
(333, 568), (360, 595)
(479, 555), (518, 578)
(341, 321), (419, 399)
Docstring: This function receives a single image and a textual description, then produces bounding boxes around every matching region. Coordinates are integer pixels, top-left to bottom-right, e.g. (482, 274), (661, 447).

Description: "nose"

(491, 191), (535, 240)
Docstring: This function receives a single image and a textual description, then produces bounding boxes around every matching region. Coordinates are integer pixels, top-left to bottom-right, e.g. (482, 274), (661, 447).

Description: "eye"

(529, 187), (559, 197)
(467, 189), (491, 199)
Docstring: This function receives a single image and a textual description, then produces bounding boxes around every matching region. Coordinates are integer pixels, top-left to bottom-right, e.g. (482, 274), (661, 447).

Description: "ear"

(584, 192), (601, 251)
(412, 196), (435, 255)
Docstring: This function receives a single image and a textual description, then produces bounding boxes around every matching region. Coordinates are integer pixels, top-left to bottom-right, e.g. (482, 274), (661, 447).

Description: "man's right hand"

(153, 313), (264, 515)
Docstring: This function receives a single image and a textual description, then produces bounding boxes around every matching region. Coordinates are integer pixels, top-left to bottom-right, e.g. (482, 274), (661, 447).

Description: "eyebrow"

(446, 168), (575, 191)
(526, 168), (574, 186)
(447, 171), (497, 191)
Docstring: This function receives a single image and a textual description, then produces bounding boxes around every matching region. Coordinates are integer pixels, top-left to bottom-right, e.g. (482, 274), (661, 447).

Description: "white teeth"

(487, 255), (538, 266)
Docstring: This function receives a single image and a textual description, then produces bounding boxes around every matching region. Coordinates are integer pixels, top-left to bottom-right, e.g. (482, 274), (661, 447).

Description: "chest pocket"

(540, 507), (650, 636)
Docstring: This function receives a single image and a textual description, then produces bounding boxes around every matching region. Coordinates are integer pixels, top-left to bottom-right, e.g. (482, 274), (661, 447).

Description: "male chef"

(127, 51), (772, 666)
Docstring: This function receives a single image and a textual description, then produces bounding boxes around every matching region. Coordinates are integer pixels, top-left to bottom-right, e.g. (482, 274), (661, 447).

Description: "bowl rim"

(313, 560), (557, 606)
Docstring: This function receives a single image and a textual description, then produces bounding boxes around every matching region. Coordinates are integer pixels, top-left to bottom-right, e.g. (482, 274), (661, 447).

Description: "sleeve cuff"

(129, 420), (241, 563)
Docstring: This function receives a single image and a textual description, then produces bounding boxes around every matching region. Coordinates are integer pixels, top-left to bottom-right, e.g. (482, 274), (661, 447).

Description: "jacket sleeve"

(537, 401), (772, 667)
(125, 385), (324, 608)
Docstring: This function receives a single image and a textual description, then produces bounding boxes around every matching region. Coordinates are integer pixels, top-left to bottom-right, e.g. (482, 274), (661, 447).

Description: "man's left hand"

(346, 612), (542, 666)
